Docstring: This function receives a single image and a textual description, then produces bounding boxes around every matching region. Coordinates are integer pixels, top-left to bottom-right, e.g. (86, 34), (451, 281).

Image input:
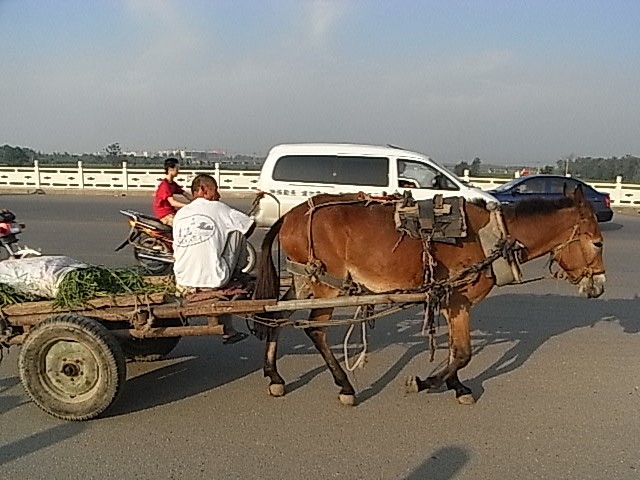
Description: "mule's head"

(551, 184), (606, 298)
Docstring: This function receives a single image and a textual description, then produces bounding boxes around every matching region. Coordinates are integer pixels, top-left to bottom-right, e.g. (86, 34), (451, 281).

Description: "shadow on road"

(109, 293), (640, 415)
(461, 294), (640, 401)
(108, 334), (266, 417)
(0, 376), (27, 416)
(0, 422), (86, 466)
(600, 221), (623, 232)
(404, 446), (471, 480)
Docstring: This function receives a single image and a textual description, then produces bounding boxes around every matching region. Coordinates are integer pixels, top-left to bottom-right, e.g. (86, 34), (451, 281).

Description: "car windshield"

(493, 178), (521, 192)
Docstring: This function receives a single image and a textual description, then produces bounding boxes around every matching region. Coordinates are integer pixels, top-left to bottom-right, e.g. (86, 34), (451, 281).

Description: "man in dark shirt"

(153, 158), (193, 225)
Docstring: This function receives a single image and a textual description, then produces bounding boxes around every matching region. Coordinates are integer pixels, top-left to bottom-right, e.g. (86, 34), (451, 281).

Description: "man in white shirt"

(173, 174), (255, 344)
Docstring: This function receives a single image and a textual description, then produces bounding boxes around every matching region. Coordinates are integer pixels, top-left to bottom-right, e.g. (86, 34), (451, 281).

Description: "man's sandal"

(222, 331), (248, 345)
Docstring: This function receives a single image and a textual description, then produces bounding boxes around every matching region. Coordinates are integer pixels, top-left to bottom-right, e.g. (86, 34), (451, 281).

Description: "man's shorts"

(159, 214), (175, 226)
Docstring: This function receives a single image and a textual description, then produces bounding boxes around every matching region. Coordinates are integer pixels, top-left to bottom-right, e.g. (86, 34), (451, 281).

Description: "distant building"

(122, 150), (149, 157)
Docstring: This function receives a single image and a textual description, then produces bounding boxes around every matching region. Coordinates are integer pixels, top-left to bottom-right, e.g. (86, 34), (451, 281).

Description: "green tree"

(105, 142), (122, 167)
(0, 144), (32, 165)
(105, 143), (122, 156)
(454, 161), (469, 176)
(470, 157), (482, 176)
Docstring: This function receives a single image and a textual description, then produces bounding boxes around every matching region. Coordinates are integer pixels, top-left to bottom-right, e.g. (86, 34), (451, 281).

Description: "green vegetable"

(53, 267), (168, 309)
(0, 267), (172, 309)
(0, 283), (40, 307)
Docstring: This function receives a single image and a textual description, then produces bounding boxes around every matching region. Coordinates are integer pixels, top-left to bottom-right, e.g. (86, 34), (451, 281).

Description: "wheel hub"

(61, 362), (80, 377)
(44, 340), (99, 398)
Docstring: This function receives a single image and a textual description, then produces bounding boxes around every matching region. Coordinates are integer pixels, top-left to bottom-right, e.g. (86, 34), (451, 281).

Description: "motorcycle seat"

(121, 209), (172, 232)
(138, 217), (172, 232)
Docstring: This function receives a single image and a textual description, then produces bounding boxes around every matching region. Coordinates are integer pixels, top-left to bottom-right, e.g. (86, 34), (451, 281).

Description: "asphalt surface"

(1, 193), (639, 480)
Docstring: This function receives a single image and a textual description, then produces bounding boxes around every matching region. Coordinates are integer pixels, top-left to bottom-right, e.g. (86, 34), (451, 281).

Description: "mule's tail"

(252, 217), (284, 338)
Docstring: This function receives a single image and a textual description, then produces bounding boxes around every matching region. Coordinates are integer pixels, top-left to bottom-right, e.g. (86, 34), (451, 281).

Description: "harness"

(286, 192), (524, 361)
(290, 193), (522, 294)
(547, 216), (604, 284)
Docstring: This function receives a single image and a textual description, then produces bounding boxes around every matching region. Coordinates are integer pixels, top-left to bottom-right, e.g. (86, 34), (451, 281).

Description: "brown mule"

(253, 185), (605, 405)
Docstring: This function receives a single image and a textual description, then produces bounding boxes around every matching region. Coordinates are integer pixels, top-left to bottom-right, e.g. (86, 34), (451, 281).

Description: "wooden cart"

(0, 282), (431, 421)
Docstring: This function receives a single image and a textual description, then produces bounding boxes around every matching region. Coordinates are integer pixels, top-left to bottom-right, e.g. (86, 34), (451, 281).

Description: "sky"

(1, 0), (639, 165)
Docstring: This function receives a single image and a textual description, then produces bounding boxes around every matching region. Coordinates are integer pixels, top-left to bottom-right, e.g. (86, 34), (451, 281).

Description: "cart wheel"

(18, 314), (126, 421)
(109, 318), (182, 362)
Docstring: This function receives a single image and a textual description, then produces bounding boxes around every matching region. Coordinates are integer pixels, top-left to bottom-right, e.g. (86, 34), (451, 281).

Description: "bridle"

(547, 215), (604, 284)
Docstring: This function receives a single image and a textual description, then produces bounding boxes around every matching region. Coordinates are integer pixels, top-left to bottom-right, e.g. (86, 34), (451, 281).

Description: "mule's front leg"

(406, 301), (475, 405)
(264, 327), (286, 397)
(305, 308), (357, 406)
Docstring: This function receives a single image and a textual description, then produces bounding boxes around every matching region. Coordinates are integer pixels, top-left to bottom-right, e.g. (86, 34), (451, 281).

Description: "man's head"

(191, 174), (220, 201)
(164, 157), (180, 177)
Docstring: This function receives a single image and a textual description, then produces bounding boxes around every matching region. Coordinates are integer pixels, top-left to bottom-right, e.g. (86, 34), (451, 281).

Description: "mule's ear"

(566, 183), (587, 205)
(563, 182), (585, 201)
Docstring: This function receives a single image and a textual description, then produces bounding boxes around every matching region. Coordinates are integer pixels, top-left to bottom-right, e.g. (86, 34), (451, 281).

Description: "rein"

(546, 217), (603, 284)
(291, 195), (601, 362)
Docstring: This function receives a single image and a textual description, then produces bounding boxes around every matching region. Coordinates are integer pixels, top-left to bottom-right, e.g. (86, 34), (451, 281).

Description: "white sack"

(0, 255), (89, 298)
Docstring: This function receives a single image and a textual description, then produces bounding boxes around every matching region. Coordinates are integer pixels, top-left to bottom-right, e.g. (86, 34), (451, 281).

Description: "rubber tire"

(134, 235), (172, 275)
(108, 318), (182, 362)
(243, 242), (256, 274)
(18, 314), (126, 421)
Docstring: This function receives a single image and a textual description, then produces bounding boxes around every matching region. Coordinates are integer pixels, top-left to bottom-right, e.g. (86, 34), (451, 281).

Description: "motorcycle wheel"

(134, 235), (172, 275)
(243, 242), (256, 273)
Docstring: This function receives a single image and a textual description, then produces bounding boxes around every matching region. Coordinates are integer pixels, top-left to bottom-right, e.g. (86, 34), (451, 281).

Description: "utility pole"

(563, 153), (575, 177)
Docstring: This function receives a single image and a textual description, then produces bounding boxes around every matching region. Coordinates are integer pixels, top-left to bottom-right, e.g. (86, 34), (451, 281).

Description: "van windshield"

(397, 159), (459, 190)
(272, 155), (389, 186)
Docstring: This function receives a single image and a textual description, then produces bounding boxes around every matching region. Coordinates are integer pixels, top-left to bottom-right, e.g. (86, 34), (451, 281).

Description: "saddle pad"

(395, 195), (467, 241)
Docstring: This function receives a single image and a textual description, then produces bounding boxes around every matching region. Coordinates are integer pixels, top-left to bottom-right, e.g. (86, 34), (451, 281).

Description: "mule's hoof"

(268, 383), (286, 397)
(457, 394), (476, 405)
(405, 376), (419, 394)
(338, 394), (357, 406)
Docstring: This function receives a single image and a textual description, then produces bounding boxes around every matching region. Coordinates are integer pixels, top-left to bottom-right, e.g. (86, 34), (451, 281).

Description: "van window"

(272, 155), (389, 186)
(397, 159), (458, 190)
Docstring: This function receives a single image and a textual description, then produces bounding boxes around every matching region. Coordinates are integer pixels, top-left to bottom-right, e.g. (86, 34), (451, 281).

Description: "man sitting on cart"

(172, 173), (255, 345)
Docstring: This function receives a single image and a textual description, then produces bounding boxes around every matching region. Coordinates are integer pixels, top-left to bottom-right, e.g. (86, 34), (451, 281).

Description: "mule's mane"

(468, 198), (487, 209)
(502, 196), (576, 218)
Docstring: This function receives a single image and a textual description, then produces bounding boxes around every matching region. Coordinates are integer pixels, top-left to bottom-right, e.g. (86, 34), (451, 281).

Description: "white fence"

(0, 161), (258, 193)
(0, 161), (639, 209)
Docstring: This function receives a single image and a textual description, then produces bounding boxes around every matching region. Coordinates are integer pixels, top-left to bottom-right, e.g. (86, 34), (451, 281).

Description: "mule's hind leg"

(264, 327), (285, 397)
(305, 307), (357, 406)
(263, 283), (303, 397)
(445, 374), (474, 404)
(406, 298), (475, 404)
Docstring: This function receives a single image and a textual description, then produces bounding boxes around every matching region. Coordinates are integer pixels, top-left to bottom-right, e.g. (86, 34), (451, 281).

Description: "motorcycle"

(115, 209), (256, 275)
(0, 209), (41, 260)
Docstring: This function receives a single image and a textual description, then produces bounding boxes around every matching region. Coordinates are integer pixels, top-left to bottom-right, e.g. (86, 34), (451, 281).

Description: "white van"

(253, 143), (497, 227)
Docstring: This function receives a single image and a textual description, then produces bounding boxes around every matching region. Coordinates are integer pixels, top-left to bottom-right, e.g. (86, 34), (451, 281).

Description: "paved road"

(1, 193), (639, 480)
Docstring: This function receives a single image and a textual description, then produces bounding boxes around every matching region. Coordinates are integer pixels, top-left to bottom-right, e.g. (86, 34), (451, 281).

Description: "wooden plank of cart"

(0, 277), (430, 421)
